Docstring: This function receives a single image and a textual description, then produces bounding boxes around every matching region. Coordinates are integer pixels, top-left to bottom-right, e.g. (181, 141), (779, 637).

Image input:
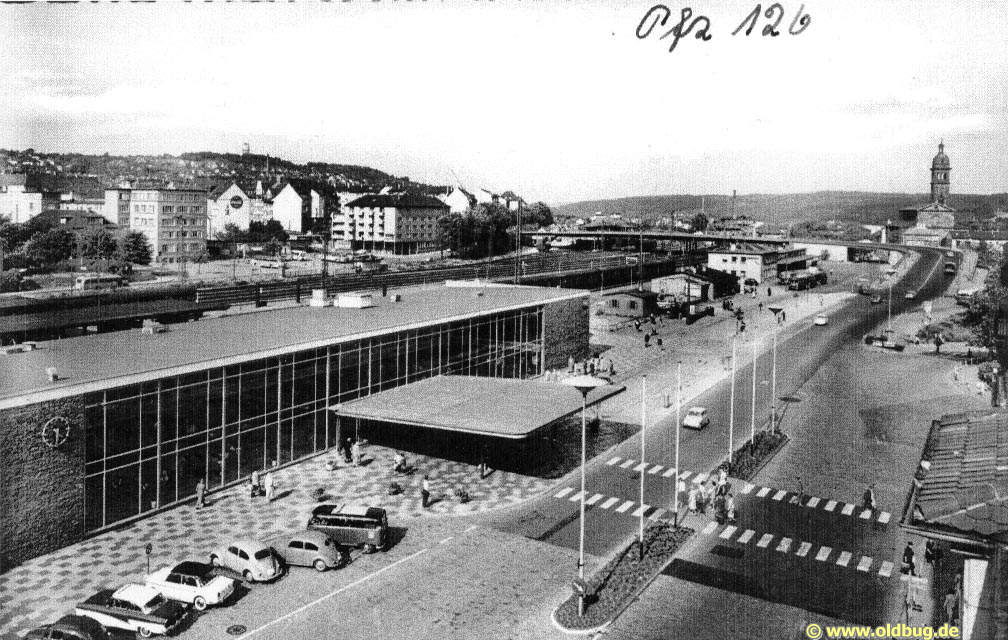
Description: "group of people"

(336, 437), (367, 466)
(686, 467), (736, 524)
(564, 355), (615, 379)
(635, 314), (664, 350)
(248, 463), (278, 501)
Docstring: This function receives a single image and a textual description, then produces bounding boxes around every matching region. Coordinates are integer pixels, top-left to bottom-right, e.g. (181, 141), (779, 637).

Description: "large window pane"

(179, 383), (207, 436)
(177, 444), (208, 503)
(224, 374), (240, 424)
(208, 378), (223, 428)
(85, 474), (103, 531)
(105, 398), (140, 457)
(293, 358), (315, 407)
(279, 357), (294, 410)
(140, 394), (158, 448)
(240, 368), (266, 419)
(161, 387), (178, 443)
(292, 412), (314, 459)
(338, 346), (360, 402)
(239, 427), (266, 477)
(104, 463), (139, 525)
(85, 404), (104, 464)
(159, 444), (176, 506)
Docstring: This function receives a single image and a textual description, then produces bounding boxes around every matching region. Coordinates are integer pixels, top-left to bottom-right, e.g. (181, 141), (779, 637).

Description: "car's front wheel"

(209, 554), (220, 567)
(242, 570), (253, 582)
(137, 626), (153, 638)
(313, 558), (328, 572)
(363, 544), (377, 554)
(194, 595), (208, 611)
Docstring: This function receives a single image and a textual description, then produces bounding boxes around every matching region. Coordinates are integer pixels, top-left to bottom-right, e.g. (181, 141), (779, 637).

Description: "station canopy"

(334, 375), (624, 440)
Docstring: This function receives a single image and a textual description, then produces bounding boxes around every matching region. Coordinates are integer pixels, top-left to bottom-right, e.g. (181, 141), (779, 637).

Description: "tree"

(215, 223), (246, 243)
(116, 231), (152, 267)
(689, 211), (708, 232)
(248, 220), (289, 243)
(22, 229), (75, 266)
(524, 202), (554, 229)
(79, 228), (117, 261)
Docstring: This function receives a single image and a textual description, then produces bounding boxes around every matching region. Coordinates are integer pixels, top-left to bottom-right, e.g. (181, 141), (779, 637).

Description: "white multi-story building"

(437, 186), (475, 214)
(707, 242), (807, 284)
(0, 174), (56, 223)
(127, 187), (208, 263)
(271, 180), (328, 234)
(335, 194), (448, 254)
(104, 185), (133, 227)
(206, 180), (275, 237)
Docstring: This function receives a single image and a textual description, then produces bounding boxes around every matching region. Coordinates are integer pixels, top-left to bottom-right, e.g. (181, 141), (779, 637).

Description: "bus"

(943, 261), (957, 275)
(74, 274), (125, 290)
(787, 271), (828, 291)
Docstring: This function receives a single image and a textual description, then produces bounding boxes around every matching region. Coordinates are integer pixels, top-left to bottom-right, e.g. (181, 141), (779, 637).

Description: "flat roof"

(0, 284), (587, 409)
(335, 375), (624, 439)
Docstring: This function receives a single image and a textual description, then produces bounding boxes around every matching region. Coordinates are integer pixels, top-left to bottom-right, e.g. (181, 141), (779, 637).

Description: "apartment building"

(127, 187), (208, 263)
(335, 194), (448, 254)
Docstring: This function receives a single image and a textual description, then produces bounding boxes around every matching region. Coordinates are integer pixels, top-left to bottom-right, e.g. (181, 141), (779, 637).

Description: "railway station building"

(0, 283), (589, 571)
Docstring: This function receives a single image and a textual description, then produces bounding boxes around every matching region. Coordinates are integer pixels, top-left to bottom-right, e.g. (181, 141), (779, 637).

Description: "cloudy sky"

(1, 0), (1005, 203)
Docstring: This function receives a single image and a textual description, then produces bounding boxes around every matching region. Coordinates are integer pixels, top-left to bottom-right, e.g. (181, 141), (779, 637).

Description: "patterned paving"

(0, 446), (551, 640)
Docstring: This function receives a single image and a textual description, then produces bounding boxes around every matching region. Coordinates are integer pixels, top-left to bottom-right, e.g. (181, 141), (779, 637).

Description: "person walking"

(249, 469), (260, 499)
(943, 591), (958, 625)
(421, 474), (432, 508)
(767, 287), (772, 297)
(644, 332), (651, 348)
(687, 485), (698, 514)
(342, 438), (353, 464)
(657, 336), (664, 351)
(726, 493), (736, 523)
(863, 483), (876, 514)
(351, 439), (363, 466)
(264, 469), (275, 502)
(195, 477), (206, 510)
(902, 541), (917, 576)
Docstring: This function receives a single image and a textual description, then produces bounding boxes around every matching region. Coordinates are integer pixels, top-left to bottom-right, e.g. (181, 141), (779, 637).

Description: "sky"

(1, 0), (1006, 204)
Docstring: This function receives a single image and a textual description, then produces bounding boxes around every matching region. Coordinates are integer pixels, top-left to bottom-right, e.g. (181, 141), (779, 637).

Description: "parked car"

(209, 539), (283, 582)
(307, 504), (389, 553)
(813, 314), (829, 326)
(905, 290), (917, 300)
(75, 584), (189, 638)
(23, 615), (111, 640)
(276, 530), (348, 572)
(682, 406), (710, 430)
(870, 294), (883, 304)
(145, 561), (235, 611)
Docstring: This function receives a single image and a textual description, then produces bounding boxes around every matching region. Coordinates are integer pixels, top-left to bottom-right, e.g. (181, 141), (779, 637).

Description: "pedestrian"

(862, 483), (876, 514)
(342, 438), (353, 464)
(195, 477), (206, 509)
(264, 470), (275, 502)
(351, 439), (363, 466)
(781, 310), (786, 323)
(393, 451), (407, 474)
(657, 336), (664, 351)
(943, 591), (958, 625)
(726, 493), (736, 523)
(687, 485), (698, 514)
(902, 542), (917, 576)
(421, 474), (432, 508)
(767, 287), (772, 297)
(758, 302), (763, 313)
(925, 540), (942, 568)
(588, 359), (596, 376)
(249, 469), (260, 498)
(568, 355), (575, 373)
(634, 319), (642, 332)
(644, 332), (650, 348)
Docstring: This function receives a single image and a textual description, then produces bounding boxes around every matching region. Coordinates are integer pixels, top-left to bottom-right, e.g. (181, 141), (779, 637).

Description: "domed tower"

(930, 140), (950, 205)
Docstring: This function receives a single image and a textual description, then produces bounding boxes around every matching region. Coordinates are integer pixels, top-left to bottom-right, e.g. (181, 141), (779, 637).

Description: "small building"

(35, 208), (117, 236)
(601, 290), (661, 318)
(0, 174), (59, 224)
(707, 242), (801, 285)
(902, 225), (951, 248)
(271, 180), (331, 234)
(127, 186), (208, 264)
(650, 273), (712, 302)
(436, 186), (476, 214)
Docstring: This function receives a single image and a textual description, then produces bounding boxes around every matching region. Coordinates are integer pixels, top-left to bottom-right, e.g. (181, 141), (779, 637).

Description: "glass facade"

(81, 307), (543, 533)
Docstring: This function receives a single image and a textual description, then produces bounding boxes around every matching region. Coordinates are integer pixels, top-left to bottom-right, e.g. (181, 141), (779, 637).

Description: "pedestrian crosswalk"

(693, 522), (894, 579)
(550, 486), (677, 523)
(599, 456), (892, 525)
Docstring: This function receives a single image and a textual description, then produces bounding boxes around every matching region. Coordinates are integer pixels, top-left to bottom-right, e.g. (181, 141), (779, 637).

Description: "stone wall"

(542, 294), (589, 371)
(0, 397), (86, 573)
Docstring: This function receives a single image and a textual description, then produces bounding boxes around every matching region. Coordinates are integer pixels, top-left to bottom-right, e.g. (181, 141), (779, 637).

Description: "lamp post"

(638, 375), (647, 557)
(768, 306), (782, 434)
(562, 374), (608, 617)
(728, 334), (736, 471)
(750, 337), (758, 446)
(673, 361), (682, 526)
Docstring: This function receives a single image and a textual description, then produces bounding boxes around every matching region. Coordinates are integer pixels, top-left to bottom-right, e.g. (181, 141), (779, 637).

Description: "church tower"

(930, 140), (950, 205)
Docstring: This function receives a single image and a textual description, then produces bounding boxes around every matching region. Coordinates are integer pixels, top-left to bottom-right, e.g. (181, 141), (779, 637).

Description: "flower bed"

(726, 430), (789, 482)
(553, 522), (693, 632)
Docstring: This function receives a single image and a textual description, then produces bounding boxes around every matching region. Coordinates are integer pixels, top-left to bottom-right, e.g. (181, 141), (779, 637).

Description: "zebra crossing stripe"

(879, 561), (894, 578)
(649, 508), (666, 520)
(859, 509), (872, 520)
(824, 500), (837, 512)
(836, 551), (852, 567)
(568, 491), (585, 502)
(815, 546), (832, 562)
(796, 542), (812, 557)
(719, 525), (737, 540)
(756, 487), (771, 498)
(662, 467), (678, 478)
(701, 521), (719, 535)
(857, 556), (873, 572)
(631, 504), (650, 517)
(776, 537), (792, 553)
(555, 487), (573, 499)
(615, 500), (635, 513)
(633, 462), (649, 472)
(772, 490), (787, 501)
(806, 497), (821, 508)
(679, 471), (693, 481)
(600, 497), (619, 509)
(693, 473), (708, 484)
(737, 529), (755, 544)
(648, 464), (663, 475)
(607, 457), (621, 466)
(841, 503), (855, 516)
(586, 493), (604, 506)
(620, 459), (635, 469)
(878, 511), (891, 524)
(741, 483), (755, 494)
(756, 533), (774, 548)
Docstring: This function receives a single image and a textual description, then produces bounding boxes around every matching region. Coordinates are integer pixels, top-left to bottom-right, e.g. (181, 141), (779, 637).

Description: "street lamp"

(562, 373), (608, 617)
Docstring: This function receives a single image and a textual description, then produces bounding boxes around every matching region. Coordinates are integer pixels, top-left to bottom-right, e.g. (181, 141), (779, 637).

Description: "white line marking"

(607, 457), (621, 466)
(824, 500), (837, 512)
(879, 561), (894, 578)
(756, 487), (771, 498)
(568, 491), (585, 502)
(878, 511), (891, 524)
(719, 525), (737, 540)
(701, 521), (719, 535)
(796, 542), (812, 557)
(692, 473), (708, 484)
(772, 490), (787, 501)
(741, 483), (755, 494)
(776, 537), (792, 553)
(662, 467), (678, 478)
(859, 509), (872, 520)
(756, 533), (774, 548)
(439, 536), (454, 544)
(648, 464), (663, 475)
(600, 497), (619, 509)
(237, 548), (429, 639)
(806, 497), (821, 508)
(631, 504), (650, 517)
(857, 556), (873, 572)
(633, 462), (649, 472)
(555, 488), (573, 499)
(586, 493), (603, 506)
(836, 551), (852, 567)
(620, 459), (635, 469)
(679, 471), (692, 481)
(841, 503), (855, 516)
(615, 500), (635, 513)
(464, 525), (477, 533)
(815, 547), (832, 562)
(649, 508), (666, 520)
(737, 529), (755, 544)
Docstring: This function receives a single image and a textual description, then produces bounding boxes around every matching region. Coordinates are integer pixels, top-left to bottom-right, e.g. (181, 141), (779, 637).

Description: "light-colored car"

(813, 314), (829, 326)
(209, 539), (283, 583)
(682, 406), (710, 430)
(145, 561), (235, 611)
(75, 584), (189, 638)
(905, 290), (917, 300)
(276, 530), (347, 572)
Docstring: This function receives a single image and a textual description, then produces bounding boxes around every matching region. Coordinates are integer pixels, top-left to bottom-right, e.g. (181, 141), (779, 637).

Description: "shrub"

(452, 485), (471, 503)
(387, 482), (403, 496)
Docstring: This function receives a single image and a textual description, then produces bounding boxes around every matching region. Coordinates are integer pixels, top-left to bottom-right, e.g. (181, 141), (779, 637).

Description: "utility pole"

(750, 338), (758, 446)
(514, 199), (522, 284)
(638, 226), (644, 290)
(673, 362), (682, 526)
(771, 326), (778, 433)
(638, 375), (647, 555)
(729, 335), (736, 469)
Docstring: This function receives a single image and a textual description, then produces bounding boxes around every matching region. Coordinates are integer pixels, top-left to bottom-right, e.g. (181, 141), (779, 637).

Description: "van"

(307, 504), (388, 553)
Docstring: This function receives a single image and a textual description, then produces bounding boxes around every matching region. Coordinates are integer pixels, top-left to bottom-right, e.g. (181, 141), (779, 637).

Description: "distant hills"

(554, 191), (1008, 229)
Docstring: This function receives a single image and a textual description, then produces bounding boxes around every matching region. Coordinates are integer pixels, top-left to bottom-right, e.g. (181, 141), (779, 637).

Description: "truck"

(943, 261), (957, 275)
(787, 271), (828, 291)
